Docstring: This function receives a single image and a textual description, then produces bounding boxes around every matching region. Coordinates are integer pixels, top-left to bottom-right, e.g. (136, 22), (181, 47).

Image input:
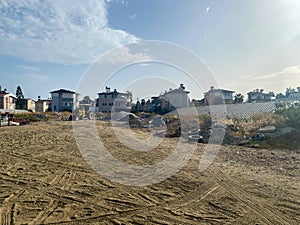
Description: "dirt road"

(0, 121), (299, 224)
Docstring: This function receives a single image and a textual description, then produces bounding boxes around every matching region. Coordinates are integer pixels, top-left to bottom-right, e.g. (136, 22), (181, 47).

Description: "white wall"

(164, 92), (189, 108)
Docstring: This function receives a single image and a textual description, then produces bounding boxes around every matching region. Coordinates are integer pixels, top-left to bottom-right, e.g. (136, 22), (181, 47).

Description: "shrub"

(14, 113), (47, 122)
(232, 112), (284, 136)
(275, 101), (300, 128)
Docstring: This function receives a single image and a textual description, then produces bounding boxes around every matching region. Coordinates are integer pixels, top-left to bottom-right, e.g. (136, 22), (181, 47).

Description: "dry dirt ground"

(0, 121), (299, 225)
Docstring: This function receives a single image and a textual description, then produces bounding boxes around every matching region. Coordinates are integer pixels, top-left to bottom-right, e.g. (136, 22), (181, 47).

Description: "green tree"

(233, 93), (244, 104)
(16, 85), (25, 109)
(16, 85), (24, 99)
(135, 100), (141, 113)
(276, 93), (285, 99)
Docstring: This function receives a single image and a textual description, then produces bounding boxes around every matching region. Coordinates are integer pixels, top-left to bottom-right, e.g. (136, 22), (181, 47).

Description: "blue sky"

(0, 0), (299, 100)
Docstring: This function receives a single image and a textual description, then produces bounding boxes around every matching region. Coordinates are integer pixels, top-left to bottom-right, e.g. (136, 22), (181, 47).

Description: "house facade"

(286, 87), (300, 100)
(17, 98), (36, 111)
(204, 86), (234, 105)
(50, 89), (79, 112)
(35, 99), (51, 112)
(0, 92), (16, 110)
(97, 87), (132, 113)
(160, 84), (190, 110)
(247, 89), (274, 103)
(135, 84), (190, 113)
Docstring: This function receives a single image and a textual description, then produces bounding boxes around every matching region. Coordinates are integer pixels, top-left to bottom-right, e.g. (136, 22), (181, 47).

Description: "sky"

(0, 0), (299, 101)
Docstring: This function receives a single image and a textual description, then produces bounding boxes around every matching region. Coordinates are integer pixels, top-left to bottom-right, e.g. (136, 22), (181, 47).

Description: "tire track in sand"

(0, 190), (25, 225)
(45, 181), (220, 224)
(209, 169), (297, 225)
(28, 170), (76, 225)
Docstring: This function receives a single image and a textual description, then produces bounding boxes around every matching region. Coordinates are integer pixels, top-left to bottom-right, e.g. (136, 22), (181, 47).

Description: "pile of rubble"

(113, 112), (297, 149)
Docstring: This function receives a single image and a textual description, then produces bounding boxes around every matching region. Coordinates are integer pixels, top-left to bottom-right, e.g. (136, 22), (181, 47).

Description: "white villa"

(204, 86), (234, 105)
(97, 87), (132, 113)
(50, 89), (79, 112)
(160, 84), (190, 110)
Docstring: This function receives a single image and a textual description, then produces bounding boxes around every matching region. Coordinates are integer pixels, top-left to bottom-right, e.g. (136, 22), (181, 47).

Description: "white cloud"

(22, 73), (48, 82)
(0, 0), (141, 64)
(206, 6), (210, 13)
(244, 65), (300, 80)
(129, 14), (137, 20)
(1, 72), (48, 82)
(95, 46), (151, 65)
(106, 0), (128, 5)
(16, 65), (40, 72)
(225, 65), (300, 94)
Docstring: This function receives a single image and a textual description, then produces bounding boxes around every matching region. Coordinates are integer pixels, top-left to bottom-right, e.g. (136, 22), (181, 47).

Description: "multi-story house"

(247, 89), (274, 103)
(144, 84), (190, 113)
(204, 86), (234, 105)
(97, 87), (132, 113)
(286, 87), (300, 100)
(0, 91), (16, 110)
(160, 84), (190, 110)
(35, 97), (52, 112)
(50, 89), (79, 112)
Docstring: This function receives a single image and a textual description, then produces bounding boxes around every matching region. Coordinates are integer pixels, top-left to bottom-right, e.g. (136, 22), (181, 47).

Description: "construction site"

(0, 117), (299, 224)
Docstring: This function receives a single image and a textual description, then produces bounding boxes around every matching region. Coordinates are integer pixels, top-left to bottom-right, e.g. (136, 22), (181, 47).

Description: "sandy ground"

(0, 121), (299, 224)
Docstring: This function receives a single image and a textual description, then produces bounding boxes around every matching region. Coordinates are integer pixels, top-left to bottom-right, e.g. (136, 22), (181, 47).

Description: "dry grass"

(230, 112), (285, 136)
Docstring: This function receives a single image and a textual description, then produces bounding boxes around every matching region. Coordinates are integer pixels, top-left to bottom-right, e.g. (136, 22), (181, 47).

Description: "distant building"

(142, 84), (190, 113)
(190, 98), (205, 107)
(17, 98), (36, 111)
(247, 89), (274, 103)
(35, 97), (52, 112)
(160, 84), (190, 110)
(97, 87), (132, 113)
(50, 89), (79, 112)
(286, 87), (300, 101)
(79, 96), (96, 113)
(0, 91), (16, 110)
(204, 86), (234, 105)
